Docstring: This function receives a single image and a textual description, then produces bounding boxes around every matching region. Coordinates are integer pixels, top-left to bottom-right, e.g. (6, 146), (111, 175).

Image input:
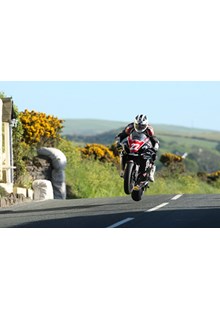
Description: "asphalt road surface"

(1, 193), (220, 228)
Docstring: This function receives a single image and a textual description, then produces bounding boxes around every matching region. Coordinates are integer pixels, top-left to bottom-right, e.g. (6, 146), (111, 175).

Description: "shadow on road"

(10, 206), (220, 228)
(0, 202), (132, 215)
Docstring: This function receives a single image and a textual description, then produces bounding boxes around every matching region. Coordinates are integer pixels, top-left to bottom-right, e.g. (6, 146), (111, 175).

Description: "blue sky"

(0, 81), (220, 131)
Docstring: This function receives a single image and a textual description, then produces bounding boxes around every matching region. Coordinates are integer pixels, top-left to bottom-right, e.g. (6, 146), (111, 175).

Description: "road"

(1, 193), (220, 228)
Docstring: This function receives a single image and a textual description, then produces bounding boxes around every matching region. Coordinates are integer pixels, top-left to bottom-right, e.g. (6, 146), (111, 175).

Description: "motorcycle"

(118, 131), (155, 201)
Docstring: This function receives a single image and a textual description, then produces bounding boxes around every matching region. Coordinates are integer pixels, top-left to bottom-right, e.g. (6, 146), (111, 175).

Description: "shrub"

(109, 142), (120, 157)
(160, 153), (183, 166)
(80, 143), (118, 164)
(13, 108), (64, 186)
(19, 109), (63, 147)
(198, 170), (220, 186)
(207, 170), (220, 181)
(0, 186), (7, 198)
(12, 105), (36, 185)
(159, 152), (185, 176)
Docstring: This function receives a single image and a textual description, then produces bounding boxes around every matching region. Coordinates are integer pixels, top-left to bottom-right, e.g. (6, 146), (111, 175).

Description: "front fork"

(121, 153), (150, 176)
(119, 152), (126, 172)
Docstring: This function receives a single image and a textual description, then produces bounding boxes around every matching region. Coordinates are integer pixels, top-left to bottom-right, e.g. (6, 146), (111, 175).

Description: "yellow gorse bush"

(80, 143), (118, 164)
(207, 170), (220, 181)
(19, 109), (63, 146)
(160, 152), (183, 166)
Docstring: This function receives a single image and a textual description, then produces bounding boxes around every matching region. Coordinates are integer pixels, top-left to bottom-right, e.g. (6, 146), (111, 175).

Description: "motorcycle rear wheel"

(131, 187), (143, 201)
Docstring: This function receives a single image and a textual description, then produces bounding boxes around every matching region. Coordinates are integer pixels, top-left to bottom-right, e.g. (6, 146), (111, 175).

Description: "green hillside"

(62, 119), (128, 135)
(62, 119), (220, 140)
(154, 124), (220, 141)
(61, 119), (220, 174)
(61, 119), (220, 152)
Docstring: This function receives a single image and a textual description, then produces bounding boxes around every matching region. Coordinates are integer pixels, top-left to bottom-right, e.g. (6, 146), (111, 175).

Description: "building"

(0, 97), (17, 193)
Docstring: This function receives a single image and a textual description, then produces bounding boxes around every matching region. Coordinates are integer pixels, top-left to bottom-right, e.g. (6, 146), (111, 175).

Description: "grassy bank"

(58, 139), (220, 199)
(149, 175), (220, 195)
(59, 139), (125, 198)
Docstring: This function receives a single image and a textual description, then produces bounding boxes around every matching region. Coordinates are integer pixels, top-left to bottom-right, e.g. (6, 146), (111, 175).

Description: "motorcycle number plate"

(130, 143), (141, 152)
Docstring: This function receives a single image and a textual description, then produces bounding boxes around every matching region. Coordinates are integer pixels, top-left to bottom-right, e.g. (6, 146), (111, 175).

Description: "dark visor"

(136, 123), (146, 130)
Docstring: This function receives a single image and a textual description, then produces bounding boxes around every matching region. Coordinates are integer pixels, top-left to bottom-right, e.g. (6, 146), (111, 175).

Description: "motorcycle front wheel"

(124, 161), (135, 195)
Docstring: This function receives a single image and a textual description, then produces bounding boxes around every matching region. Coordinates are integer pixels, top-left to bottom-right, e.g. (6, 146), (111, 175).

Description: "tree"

(0, 91), (6, 99)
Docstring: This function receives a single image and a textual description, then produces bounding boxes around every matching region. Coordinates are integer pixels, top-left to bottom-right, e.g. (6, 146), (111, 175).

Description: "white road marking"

(171, 194), (183, 201)
(146, 202), (169, 212)
(108, 218), (135, 228)
(108, 195), (183, 226)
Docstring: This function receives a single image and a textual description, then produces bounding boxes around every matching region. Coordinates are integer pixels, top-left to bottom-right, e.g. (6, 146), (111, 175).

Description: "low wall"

(0, 193), (31, 208)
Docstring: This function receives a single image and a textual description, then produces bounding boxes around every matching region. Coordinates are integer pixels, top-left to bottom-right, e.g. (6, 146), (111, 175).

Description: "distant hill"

(62, 119), (128, 135)
(154, 124), (220, 141)
(62, 119), (220, 141)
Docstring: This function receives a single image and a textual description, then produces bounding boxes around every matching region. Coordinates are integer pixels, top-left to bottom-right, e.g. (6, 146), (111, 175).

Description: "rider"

(115, 114), (159, 182)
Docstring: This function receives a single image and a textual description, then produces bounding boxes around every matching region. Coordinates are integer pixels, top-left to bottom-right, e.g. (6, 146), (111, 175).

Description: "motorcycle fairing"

(127, 133), (150, 153)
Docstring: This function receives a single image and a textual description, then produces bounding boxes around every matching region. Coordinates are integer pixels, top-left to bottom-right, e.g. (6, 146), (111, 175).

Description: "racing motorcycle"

(118, 131), (155, 201)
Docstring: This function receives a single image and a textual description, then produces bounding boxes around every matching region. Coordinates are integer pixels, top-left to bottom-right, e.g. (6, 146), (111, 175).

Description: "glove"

(151, 148), (157, 161)
(115, 138), (122, 150)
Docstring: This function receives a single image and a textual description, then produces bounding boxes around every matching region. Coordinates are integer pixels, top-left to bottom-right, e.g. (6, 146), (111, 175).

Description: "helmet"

(134, 114), (148, 133)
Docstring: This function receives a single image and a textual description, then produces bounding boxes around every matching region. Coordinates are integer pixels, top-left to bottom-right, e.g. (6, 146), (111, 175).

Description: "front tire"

(124, 161), (135, 195)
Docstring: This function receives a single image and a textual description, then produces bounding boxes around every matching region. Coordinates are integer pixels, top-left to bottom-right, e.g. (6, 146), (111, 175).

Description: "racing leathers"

(115, 123), (159, 182)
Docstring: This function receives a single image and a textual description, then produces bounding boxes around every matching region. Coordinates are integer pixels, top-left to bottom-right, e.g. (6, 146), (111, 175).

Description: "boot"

(120, 171), (124, 178)
(119, 154), (125, 178)
(149, 165), (156, 182)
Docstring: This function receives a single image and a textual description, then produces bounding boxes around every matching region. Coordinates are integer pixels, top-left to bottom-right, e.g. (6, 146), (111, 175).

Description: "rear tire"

(131, 188), (143, 201)
(124, 162), (135, 195)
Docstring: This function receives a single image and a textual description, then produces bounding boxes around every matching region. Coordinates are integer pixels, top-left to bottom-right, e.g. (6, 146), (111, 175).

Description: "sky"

(0, 81), (220, 131)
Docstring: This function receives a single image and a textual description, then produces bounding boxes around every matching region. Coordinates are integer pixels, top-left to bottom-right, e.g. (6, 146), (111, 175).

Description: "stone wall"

(0, 193), (31, 208)
(25, 156), (52, 181)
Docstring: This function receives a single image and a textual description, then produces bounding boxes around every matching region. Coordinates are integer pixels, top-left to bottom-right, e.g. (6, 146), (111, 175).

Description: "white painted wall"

(0, 99), (2, 181)
(3, 122), (11, 182)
